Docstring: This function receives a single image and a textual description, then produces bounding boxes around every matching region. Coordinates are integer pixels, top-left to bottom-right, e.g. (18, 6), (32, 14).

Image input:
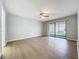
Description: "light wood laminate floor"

(2, 37), (77, 59)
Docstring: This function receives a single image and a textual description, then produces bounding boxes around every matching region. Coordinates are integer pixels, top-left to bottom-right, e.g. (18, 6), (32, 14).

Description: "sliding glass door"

(49, 21), (66, 39)
(56, 22), (66, 38)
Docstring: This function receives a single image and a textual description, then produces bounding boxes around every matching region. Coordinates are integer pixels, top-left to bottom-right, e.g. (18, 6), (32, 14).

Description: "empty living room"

(0, 0), (79, 59)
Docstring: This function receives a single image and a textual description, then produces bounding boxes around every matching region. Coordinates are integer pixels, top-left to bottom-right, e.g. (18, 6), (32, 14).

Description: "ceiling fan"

(40, 12), (49, 17)
(39, 11), (55, 19)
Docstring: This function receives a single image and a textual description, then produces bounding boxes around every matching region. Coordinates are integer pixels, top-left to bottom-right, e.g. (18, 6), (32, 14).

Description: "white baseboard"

(6, 35), (42, 44)
(67, 39), (77, 42)
(0, 53), (2, 59)
(77, 41), (79, 59)
(67, 37), (77, 41)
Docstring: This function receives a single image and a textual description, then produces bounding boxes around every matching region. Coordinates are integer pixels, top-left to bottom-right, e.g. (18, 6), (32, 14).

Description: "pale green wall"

(77, 12), (79, 41)
(0, 18), (1, 56)
(0, 6), (2, 53)
(6, 13), (42, 41)
(42, 14), (77, 41)
(77, 11), (79, 58)
(0, 16), (1, 53)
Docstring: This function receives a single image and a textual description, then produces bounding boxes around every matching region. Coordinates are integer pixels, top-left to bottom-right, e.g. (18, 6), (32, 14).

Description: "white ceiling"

(3, 0), (78, 21)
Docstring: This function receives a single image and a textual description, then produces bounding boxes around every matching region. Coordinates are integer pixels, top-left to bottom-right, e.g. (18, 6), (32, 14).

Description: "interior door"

(49, 23), (55, 37)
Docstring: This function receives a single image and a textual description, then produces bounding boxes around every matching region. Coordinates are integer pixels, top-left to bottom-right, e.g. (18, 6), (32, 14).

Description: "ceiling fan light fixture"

(41, 16), (45, 19)
(40, 13), (49, 17)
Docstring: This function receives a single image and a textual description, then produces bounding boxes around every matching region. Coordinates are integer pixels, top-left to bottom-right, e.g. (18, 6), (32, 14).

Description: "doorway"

(48, 21), (66, 39)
